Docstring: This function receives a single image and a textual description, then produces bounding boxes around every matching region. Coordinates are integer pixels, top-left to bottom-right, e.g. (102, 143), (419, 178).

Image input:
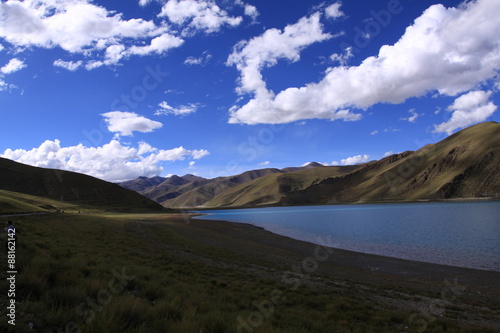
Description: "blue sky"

(0, 0), (499, 182)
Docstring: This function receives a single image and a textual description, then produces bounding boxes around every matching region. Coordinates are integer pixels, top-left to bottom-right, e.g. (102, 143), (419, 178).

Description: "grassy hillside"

(205, 165), (360, 207)
(125, 168), (285, 208)
(0, 189), (97, 214)
(122, 163), (354, 209)
(280, 122), (500, 205)
(118, 122), (500, 209)
(0, 158), (164, 212)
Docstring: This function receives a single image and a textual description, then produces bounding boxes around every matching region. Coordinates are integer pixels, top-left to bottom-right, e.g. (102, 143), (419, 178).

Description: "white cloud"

(188, 161), (196, 169)
(258, 161), (270, 166)
(155, 101), (199, 116)
(1, 58), (26, 74)
(370, 130), (378, 135)
(1, 139), (209, 182)
(0, 79), (7, 91)
(184, 51), (212, 66)
(331, 154), (370, 166)
(227, 13), (331, 96)
(383, 151), (394, 157)
(159, 0), (242, 35)
(0, 0), (182, 69)
(434, 90), (497, 134)
(400, 108), (423, 123)
(191, 149), (210, 159)
(228, 0), (500, 124)
(234, 0), (259, 22)
(325, 2), (344, 19)
(227, 12), (348, 124)
(184, 56), (202, 65)
(128, 33), (184, 56)
(243, 4), (259, 22)
(330, 45), (353, 66)
(383, 127), (401, 133)
(53, 59), (83, 71)
(101, 111), (163, 137)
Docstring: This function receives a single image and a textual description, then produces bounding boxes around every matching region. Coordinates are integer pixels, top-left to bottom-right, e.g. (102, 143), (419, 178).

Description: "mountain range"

(1, 122), (498, 214)
(120, 122), (500, 208)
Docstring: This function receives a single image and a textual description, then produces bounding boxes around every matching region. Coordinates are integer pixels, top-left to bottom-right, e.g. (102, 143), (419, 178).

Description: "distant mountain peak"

(306, 162), (324, 167)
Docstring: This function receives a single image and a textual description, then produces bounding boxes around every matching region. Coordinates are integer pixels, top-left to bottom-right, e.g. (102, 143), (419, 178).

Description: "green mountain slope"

(279, 122), (500, 205)
(0, 189), (92, 214)
(0, 158), (164, 213)
(118, 122), (500, 208)
(205, 164), (360, 207)
(156, 168), (283, 207)
(120, 163), (336, 208)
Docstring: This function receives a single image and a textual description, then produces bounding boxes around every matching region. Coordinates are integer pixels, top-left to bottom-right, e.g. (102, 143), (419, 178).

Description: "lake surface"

(192, 202), (500, 271)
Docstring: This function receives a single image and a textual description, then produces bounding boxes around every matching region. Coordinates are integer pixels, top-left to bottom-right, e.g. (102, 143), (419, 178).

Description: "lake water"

(192, 202), (500, 272)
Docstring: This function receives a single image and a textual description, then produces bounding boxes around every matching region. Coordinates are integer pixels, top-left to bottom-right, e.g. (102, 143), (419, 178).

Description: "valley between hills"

(120, 121), (500, 209)
(0, 122), (499, 332)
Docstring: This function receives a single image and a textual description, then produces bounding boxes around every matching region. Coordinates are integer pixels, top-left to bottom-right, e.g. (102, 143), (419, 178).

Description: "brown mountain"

(0, 158), (164, 212)
(119, 176), (167, 192)
(121, 169), (284, 208)
(279, 121), (500, 205)
(119, 122), (500, 208)
(121, 163), (361, 208)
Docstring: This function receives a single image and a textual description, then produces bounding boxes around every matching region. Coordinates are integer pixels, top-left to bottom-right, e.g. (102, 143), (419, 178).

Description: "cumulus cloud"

(0, 58), (25, 90)
(258, 161), (270, 166)
(159, 0), (242, 35)
(232, 0), (259, 23)
(53, 59), (83, 71)
(332, 154), (370, 166)
(434, 90), (497, 134)
(128, 33), (184, 56)
(325, 2), (344, 19)
(0, 0), (182, 69)
(330, 45), (353, 66)
(227, 12), (346, 124)
(228, 0), (500, 125)
(1, 58), (26, 74)
(184, 51), (212, 66)
(155, 101), (199, 116)
(190, 149), (210, 159)
(243, 4), (259, 22)
(1, 139), (209, 182)
(138, 0), (153, 6)
(101, 111), (163, 137)
(383, 151), (394, 157)
(400, 108), (423, 123)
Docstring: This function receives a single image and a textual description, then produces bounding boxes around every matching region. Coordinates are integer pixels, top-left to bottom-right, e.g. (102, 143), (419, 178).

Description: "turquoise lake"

(192, 201), (500, 272)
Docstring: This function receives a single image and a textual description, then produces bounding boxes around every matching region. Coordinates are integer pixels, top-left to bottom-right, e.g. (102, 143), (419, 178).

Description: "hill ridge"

(0, 158), (164, 213)
(120, 122), (500, 208)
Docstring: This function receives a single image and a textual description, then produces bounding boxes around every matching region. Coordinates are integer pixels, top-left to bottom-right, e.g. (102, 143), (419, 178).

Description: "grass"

(0, 212), (497, 332)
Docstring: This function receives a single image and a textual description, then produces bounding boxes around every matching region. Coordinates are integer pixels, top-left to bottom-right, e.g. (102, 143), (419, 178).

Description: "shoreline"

(189, 204), (500, 273)
(178, 214), (500, 304)
(186, 196), (500, 211)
